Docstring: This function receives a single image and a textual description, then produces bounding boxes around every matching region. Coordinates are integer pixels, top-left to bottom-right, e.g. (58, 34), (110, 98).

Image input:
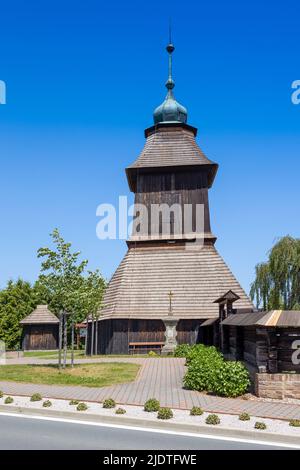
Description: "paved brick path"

(1, 358), (300, 421)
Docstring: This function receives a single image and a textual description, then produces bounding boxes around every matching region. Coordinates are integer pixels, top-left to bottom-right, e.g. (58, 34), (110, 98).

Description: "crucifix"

(168, 290), (174, 316)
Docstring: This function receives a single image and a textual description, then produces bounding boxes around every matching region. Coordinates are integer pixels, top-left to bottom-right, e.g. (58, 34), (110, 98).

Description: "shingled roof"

(255, 310), (300, 328)
(100, 244), (254, 321)
(126, 124), (218, 192)
(20, 305), (59, 325)
(221, 310), (300, 328)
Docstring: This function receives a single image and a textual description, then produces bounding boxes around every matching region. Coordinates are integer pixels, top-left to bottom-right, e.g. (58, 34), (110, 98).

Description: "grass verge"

(0, 363), (140, 388)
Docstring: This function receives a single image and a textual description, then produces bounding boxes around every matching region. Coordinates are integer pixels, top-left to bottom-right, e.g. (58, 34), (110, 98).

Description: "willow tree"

(250, 236), (300, 310)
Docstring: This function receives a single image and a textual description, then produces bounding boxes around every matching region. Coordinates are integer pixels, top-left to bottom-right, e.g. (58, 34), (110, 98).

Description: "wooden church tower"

(92, 41), (253, 355)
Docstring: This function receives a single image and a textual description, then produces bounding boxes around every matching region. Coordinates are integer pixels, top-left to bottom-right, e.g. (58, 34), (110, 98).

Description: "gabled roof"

(126, 123), (218, 192)
(100, 244), (254, 321)
(20, 305), (59, 325)
(214, 290), (241, 304)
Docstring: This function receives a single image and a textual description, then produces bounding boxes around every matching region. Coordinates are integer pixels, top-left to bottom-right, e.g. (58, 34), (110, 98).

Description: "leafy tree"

(37, 228), (88, 315)
(0, 279), (44, 349)
(37, 228), (106, 364)
(250, 236), (300, 310)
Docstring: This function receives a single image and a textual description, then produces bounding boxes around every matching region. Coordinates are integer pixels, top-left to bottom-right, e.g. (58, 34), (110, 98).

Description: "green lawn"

(0, 363), (140, 388)
(23, 351), (156, 359)
(24, 350), (84, 359)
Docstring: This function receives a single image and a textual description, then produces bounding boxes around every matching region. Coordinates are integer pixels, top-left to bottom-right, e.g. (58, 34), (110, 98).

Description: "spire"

(153, 30), (188, 125)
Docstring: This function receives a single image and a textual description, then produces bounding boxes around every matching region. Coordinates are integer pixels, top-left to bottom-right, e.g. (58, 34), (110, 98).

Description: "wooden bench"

(129, 342), (164, 355)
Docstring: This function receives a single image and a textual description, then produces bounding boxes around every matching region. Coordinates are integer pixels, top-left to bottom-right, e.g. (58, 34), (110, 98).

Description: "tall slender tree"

(250, 236), (300, 310)
(37, 229), (88, 368)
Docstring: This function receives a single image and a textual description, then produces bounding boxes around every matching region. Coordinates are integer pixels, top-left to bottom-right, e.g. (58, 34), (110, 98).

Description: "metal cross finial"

(169, 17), (172, 44)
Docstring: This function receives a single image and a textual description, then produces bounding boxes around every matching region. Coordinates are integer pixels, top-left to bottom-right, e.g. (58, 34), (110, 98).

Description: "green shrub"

(69, 399), (80, 406)
(206, 414), (220, 425)
(190, 406), (203, 416)
(211, 362), (250, 398)
(289, 419), (300, 427)
(0, 391), (3, 398)
(186, 344), (223, 366)
(157, 407), (173, 420)
(239, 412), (251, 421)
(103, 398), (116, 409)
(43, 400), (52, 408)
(148, 351), (158, 357)
(144, 398), (160, 412)
(4, 397), (14, 404)
(115, 407), (126, 415)
(30, 393), (42, 402)
(254, 422), (267, 430)
(77, 402), (88, 411)
(183, 345), (250, 398)
(183, 348), (223, 392)
(174, 344), (191, 358)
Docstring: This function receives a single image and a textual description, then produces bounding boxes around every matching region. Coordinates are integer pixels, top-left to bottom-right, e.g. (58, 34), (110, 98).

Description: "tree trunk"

(63, 311), (67, 369)
(95, 317), (98, 355)
(71, 318), (75, 368)
(58, 311), (63, 371)
(85, 315), (89, 356)
(91, 314), (95, 357)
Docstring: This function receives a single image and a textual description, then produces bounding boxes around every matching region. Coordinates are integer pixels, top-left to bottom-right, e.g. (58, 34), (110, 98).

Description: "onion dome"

(153, 42), (188, 124)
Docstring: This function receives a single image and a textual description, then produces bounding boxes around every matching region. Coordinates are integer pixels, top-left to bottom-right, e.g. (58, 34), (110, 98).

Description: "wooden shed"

(20, 305), (59, 351)
(221, 310), (300, 373)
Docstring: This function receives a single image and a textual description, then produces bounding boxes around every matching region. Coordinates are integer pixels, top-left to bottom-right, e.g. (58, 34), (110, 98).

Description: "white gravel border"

(1, 393), (300, 438)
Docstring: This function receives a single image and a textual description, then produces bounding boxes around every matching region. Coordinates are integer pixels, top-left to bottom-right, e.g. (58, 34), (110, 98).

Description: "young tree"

(37, 228), (88, 368)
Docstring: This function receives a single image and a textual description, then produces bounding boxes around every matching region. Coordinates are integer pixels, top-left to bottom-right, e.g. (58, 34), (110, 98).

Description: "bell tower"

(126, 42), (218, 245)
(95, 40), (253, 355)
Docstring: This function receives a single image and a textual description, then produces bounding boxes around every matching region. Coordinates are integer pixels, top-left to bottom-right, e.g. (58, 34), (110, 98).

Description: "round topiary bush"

(157, 407), (173, 420)
(254, 422), (267, 430)
(190, 406), (204, 416)
(144, 398), (160, 412)
(43, 400), (52, 408)
(115, 408), (126, 415)
(239, 412), (251, 421)
(148, 350), (158, 357)
(289, 419), (300, 427)
(77, 402), (88, 411)
(30, 393), (42, 402)
(103, 398), (116, 409)
(4, 397), (14, 404)
(211, 361), (250, 398)
(205, 414), (220, 425)
(69, 400), (80, 406)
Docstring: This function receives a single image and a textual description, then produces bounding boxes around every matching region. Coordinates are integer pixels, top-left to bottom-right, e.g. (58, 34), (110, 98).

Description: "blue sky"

(0, 0), (299, 294)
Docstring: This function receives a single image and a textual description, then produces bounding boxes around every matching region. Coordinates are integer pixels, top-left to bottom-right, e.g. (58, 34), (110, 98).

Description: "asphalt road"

(0, 414), (287, 450)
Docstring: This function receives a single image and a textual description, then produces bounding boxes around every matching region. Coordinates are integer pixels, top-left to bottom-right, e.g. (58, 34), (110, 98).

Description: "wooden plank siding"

(176, 319), (203, 345)
(21, 324), (59, 350)
(88, 319), (203, 355)
(135, 171), (212, 237)
(87, 319), (166, 355)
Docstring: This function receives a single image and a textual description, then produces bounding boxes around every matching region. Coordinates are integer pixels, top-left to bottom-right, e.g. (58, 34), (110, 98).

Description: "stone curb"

(0, 405), (299, 448)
